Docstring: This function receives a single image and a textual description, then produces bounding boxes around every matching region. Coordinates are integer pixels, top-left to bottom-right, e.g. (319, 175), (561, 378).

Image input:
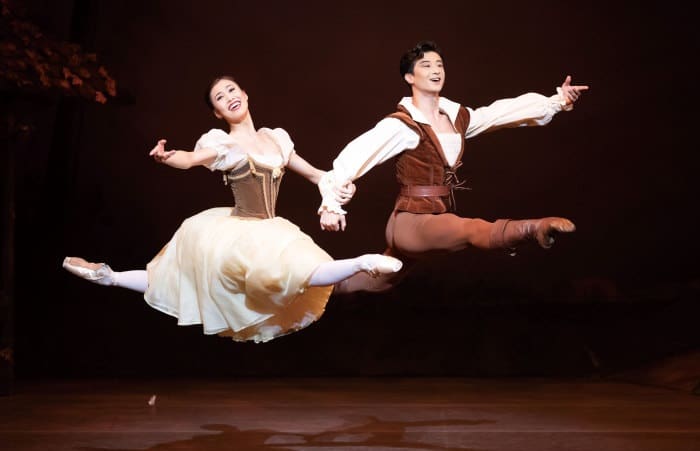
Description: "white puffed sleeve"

(193, 128), (245, 171)
(317, 118), (418, 214)
(266, 127), (296, 165)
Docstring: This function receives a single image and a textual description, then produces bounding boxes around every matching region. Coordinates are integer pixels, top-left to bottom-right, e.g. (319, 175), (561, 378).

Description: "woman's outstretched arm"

(285, 152), (324, 184)
(287, 152), (356, 201)
(149, 139), (217, 169)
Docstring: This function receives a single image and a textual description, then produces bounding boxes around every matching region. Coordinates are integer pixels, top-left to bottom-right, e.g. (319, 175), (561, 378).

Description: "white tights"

(308, 256), (373, 287)
(110, 270), (149, 293)
(106, 254), (393, 292)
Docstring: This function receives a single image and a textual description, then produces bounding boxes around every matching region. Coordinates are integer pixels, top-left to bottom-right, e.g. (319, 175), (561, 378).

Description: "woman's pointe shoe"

(62, 256), (116, 286)
(359, 254), (403, 277)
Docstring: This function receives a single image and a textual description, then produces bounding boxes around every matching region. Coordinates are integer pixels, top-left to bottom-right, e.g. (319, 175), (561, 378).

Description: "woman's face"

(209, 79), (249, 123)
(404, 51), (445, 94)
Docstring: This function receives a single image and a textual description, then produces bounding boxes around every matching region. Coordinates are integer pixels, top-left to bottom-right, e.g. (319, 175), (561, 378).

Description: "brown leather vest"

(391, 104), (471, 214)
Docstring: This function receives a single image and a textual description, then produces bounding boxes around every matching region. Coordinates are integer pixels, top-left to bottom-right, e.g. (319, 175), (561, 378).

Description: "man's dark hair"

(399, 41), (443, 79)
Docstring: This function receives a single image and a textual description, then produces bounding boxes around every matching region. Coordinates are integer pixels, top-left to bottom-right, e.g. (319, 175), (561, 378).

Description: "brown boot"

(490, 217), (576, 252)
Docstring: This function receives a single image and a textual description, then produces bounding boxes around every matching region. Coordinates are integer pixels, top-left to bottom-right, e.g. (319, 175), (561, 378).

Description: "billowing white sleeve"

(465, 88), (572, 139)
(318, 118), (419, 214)
(194, 129), (245, 171)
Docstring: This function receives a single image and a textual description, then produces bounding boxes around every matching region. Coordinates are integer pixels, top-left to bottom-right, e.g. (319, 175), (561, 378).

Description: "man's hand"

(560, 75), (589, 105)
(320, 210), (347, 232)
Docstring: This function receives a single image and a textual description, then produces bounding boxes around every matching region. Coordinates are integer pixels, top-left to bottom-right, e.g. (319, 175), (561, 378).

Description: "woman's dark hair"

(399, 41), (443, 79)
(204, 75), (237, 109)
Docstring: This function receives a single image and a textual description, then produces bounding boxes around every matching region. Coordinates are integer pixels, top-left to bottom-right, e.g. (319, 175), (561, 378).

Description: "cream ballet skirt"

(144, 207), (334, 343)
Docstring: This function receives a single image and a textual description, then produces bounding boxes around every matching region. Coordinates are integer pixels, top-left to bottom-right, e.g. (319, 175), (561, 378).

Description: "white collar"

(398, 97), (462, 126)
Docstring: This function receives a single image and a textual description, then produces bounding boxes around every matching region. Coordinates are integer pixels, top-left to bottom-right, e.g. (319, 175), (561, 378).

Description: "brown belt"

(400, 185), (451, 197)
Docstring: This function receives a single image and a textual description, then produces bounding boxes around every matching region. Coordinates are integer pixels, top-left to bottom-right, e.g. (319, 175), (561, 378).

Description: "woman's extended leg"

(62, 257), (148, 293)
(308, 254), (402, 287)
(64, 255), (402, 292)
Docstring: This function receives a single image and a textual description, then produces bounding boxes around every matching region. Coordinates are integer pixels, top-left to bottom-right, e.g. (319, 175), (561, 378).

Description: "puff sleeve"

(193, 129), (245, 171)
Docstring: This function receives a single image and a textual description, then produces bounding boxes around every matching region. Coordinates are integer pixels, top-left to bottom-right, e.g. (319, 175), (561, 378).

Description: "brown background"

(8, 0), (699, 379)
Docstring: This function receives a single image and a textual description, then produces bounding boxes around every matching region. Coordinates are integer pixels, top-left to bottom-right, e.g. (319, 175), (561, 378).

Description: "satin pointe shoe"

(62, 256), (116, 286)
(360, 254), (403, 277)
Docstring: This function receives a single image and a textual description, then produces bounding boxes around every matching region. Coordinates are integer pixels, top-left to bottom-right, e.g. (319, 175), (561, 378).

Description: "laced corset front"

(223, 157), (285, 219)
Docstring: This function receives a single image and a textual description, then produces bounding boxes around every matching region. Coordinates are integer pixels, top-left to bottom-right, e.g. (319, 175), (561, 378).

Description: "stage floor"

(1, 377), (698, 451)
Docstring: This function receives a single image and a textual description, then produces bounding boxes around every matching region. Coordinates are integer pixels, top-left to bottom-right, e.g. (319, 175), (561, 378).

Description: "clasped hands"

(320, 181), (355, 232)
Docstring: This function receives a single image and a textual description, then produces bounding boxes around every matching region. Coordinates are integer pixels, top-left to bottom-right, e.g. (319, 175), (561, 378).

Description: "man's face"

(404, 51), (444, 94)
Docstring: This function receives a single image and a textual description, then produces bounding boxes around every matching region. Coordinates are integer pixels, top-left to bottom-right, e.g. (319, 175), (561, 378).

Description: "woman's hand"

(334, 180), (356, 205)
(149, 139), (176, 163)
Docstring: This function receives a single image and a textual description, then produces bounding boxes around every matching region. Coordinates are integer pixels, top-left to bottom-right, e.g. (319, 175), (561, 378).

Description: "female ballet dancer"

(63, 75), (402, 343)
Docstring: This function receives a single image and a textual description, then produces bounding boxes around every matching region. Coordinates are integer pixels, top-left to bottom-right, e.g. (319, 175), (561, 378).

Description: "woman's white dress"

(144, 128), (333, 343)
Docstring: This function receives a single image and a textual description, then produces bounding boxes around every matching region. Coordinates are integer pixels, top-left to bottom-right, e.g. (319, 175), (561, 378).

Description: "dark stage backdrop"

(8, 0), (699, 379)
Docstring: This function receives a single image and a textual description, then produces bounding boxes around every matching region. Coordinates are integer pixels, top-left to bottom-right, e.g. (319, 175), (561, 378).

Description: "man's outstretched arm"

(466, 75), (589, 138)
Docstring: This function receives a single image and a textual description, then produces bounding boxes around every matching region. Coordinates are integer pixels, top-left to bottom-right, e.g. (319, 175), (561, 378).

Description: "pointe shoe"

(62, 256), (116, 286)
(359, 254), (403, 277)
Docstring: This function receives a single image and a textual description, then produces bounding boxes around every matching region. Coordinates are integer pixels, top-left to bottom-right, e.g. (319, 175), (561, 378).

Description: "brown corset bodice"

(223, 158), (285, 219)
